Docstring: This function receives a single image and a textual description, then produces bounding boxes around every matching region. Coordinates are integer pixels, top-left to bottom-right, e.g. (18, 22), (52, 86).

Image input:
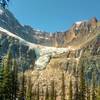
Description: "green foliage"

(26, 76), (33, 100)
(36, 83), (40, 100)
(79, 63), (86, 100)
(54, 90), (57, 100)
(0, 61), (4, 99)
(41, 87), (44, 100)
(74, 71), (79, 100)
(97, 85), (100, 100)
(86, 82), (90, 100)
(45, 86), (49, 100)
(11, 59), (19, 99)
(61, 73), (65, 100)
(19, 70), (26, 100)
(91, 71), (96, 100)
(50, 81), (55, 100)
(0, 36), (100, 100)
(69, 79), (73, 100)
(97, 22), (100, 27)
(2, 50), (13, 99)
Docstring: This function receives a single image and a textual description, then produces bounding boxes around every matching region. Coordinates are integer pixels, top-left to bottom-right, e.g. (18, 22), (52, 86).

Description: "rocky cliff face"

(0, 7), (100, 71)
(0, 7), (100, 99)
(0, 7), (99, 47)
(0, 30), (36, 70)
(28, 29), (100, 99)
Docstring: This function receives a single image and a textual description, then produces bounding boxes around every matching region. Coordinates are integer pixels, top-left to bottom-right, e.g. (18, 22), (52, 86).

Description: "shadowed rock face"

(28, 35), (100, 98)
(24, 17), (99, 47)
(0, 8), (100, 96)
(0, 7), (100, 69)
(0, 7), (99, 47)
(0, 7), (100, 99)
(0, 31), (36, 70)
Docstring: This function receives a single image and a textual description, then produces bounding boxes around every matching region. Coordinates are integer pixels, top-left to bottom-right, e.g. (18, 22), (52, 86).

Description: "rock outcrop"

(0, 7), (100, 99)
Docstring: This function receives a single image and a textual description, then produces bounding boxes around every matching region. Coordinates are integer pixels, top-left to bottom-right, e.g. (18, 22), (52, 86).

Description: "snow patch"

(75, 21), (82, 25)
(0, 27), (39, 48)
(0, 9), (3, 15)
(0, 27), (76, 69)
(39, 36), (49, 40)
(39, 47), (68, 57)
(35, 47), (69, 69)
(35, 55), (51, 69)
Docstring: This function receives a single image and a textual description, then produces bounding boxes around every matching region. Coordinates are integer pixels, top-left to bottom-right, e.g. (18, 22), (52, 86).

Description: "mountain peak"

(0, 8), (99, 48)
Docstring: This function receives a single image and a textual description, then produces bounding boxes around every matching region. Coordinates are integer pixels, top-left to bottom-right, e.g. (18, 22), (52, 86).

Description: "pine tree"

(2, 50), (13, 99)
(69, 79), (73, 100)
(79, 64), (86, 100)
(32, 88), (36, 100)
(54, 89), (57, 100)
(50, 80), (55, 100)
(26, 76), (33, 100)
(61, 73), (65, 100)
(45, 85), (49, 100)
(33, 88), (37, 100)
(0, 57), (4, 99)
(36, 83), (40, 100)
(41, 87), (44, 100)
(97, 84), (100, 100)
(91, 71), (96, 100)
(10, 59), (19, 100)
(86, 82), (90, 100)
(19, 70), (26, 100)
(74, 71), (79, 100)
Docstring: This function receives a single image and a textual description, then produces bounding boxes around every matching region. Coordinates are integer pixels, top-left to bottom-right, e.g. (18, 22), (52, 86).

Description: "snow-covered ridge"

(0, 27), (55, 49)
(0, 27), (70, 50)
(0, 27), (72, 69)
(35, 47), (69, 69)
(0, 27), (26, 41)
(75, 20), (88, 25)
(75, 21), (83, 25)
(0, 27), (44, 49)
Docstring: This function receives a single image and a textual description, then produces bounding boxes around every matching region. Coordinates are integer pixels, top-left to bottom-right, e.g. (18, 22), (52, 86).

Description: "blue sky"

(9, 0), (100, 32)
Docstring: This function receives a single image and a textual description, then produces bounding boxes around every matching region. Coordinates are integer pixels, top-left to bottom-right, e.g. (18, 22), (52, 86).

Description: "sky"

(9, 0), (100, 32)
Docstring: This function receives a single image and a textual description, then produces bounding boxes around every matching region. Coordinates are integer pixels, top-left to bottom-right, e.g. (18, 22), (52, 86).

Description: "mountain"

(0, 7), (100, 99)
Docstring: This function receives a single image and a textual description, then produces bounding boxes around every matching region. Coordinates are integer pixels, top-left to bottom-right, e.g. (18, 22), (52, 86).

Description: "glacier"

(0, 27), (70, 69)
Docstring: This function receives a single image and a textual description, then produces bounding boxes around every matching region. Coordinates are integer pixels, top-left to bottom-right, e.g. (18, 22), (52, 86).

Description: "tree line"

(0, 43), (100, 100)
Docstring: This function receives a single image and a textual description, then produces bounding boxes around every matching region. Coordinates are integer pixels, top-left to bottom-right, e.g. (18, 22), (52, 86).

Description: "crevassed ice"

(35, 47), (69, 69)
(0, 27), (70, 69)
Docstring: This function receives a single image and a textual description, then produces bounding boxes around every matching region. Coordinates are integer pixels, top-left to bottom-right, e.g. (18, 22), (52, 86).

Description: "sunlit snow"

(0, 9), (3, 15)
(75, 21), (82, 25)
(0, 27), (72, 69)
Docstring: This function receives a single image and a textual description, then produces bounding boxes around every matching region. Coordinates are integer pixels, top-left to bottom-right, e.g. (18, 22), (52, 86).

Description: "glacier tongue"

(40, 47), (68, 56)
(35, 55), (51, 69)
(35, 47), (69, 69)
(0, 27), (70, 69)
